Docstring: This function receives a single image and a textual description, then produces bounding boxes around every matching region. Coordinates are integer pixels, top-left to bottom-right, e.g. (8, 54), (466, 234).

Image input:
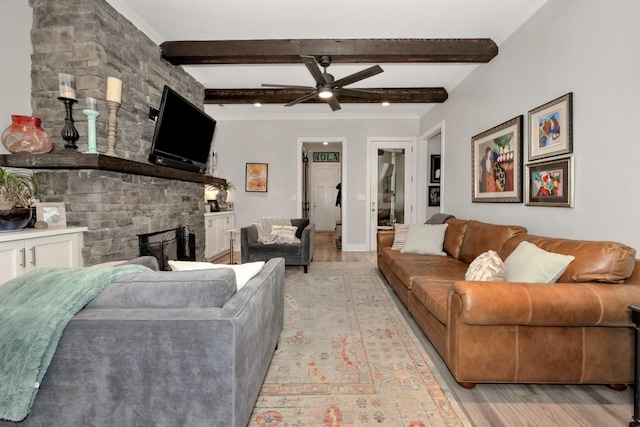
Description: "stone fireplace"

(9, 0), (225, 265)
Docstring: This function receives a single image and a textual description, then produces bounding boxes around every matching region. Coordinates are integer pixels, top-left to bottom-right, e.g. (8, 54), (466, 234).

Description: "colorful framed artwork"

(525, 157), (573, 207)
(428, 185), (440, 207)
(35, 202), (67, 228)
(245, 163), (268, 192)
(430, 155), (441, 183)
(528, 92), (573, 161)
(471, 116), (523, 203)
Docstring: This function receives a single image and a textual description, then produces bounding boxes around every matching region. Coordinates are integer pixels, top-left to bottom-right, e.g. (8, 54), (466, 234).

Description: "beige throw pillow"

(400, 223), (448, 256)
(391, 223), (409, 250)
(504, 241), (575, 283)
(465, 250), (506, 281)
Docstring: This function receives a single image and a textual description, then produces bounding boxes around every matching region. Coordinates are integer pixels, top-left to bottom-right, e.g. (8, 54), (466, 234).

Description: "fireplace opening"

(138, 226), (195, 271)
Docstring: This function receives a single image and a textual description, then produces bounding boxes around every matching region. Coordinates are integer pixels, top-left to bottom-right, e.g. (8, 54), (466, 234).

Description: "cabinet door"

(217, 214), (235, 252)
(27, 234), (80, 271)
(204, 217), (218, 259)
(0, 240), (27, 285)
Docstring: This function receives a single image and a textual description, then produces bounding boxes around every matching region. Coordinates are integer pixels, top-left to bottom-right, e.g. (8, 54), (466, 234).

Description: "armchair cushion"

(290, 218), (310, 238)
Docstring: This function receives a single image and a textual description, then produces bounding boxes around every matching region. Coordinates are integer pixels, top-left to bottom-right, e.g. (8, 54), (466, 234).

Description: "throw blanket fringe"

(0, 265), (150, 421)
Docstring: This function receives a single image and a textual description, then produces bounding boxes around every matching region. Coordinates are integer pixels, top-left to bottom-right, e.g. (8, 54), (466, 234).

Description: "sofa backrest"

(443, 218), (467, 259)
(501, 234), (637, 283)
(456, 220), (527, 264)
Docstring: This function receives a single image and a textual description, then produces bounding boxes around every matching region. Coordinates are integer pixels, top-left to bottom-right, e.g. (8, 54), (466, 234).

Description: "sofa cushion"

(504, 241), (575, 283)
(388, 252), (467, 290)
(443, 218), (467, 259)
(411, 279), (452, 325)
(458, 220), (527, 264)
(290, 218), (309, 238)
(86, 268), (237, 309)
(465, 250), (506, 281)
(502, 234), (636, 283)
(391, 223), (409, 250)
(401, 224), (448, 256)
(168, 260), (265, 290)
(247, 242), (301, 256)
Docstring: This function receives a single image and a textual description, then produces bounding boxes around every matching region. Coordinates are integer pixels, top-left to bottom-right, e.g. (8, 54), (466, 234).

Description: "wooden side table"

(630, 305), (640, 427)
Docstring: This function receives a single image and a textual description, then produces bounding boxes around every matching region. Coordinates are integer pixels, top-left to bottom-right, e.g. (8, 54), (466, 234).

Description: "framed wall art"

(525, 157), (573, 207)
(471, 115), (523, 203)
(430, 155), (441, 183)
(245, 163), (268, 192)
(428, 185), (440, 207)
(36, 202), (67, 228)
(528, 92), (573, 161)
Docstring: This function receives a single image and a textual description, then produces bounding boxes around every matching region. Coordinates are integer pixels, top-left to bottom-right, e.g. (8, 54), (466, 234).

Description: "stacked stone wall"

(28, 0), (208, 264)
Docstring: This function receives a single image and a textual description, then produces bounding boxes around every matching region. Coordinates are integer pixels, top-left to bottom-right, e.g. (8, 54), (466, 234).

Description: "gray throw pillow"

(87, 268), (236, 309)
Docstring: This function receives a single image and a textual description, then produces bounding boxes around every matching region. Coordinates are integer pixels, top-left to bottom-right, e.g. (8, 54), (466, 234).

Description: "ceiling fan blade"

(301, 55), (327, 85)
(332, 65), (384, 88)
(262, 83), (316, 90)
(284, 90), (318, 107)
(327, 96), (341, 111)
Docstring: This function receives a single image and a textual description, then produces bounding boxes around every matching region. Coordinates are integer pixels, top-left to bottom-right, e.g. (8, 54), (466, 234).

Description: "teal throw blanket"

(0, 265), (150, 421)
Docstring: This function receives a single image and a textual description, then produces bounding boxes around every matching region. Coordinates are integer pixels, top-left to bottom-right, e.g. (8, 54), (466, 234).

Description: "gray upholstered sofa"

(241, 218), (315, 273)
(3, 257), (285, 427)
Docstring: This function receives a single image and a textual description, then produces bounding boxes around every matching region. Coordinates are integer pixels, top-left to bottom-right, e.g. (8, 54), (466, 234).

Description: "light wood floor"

(215, 231), (634, 426)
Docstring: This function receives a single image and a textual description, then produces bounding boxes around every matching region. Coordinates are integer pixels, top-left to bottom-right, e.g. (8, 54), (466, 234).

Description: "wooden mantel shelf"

(0, 153), (225, 185)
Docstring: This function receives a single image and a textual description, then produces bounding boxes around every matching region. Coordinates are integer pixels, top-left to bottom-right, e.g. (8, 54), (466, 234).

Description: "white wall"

(420, 0), (640, 251)
(208, 116), (420, 249)
(0, 2), (33, 154)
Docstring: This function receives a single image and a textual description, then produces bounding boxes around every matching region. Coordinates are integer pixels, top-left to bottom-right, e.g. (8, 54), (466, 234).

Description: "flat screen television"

(148, 85), (216, 174)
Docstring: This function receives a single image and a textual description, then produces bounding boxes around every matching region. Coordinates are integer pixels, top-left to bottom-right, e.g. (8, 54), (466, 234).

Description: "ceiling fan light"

(318, 88), (333, 99)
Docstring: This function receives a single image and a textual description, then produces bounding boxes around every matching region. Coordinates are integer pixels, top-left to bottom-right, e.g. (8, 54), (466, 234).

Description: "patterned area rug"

(249, 262), (471, 427)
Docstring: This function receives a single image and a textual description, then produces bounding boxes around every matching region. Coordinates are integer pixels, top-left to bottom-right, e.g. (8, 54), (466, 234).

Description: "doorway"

(298, 138), (345, 238)
(367, 137), (416, 250)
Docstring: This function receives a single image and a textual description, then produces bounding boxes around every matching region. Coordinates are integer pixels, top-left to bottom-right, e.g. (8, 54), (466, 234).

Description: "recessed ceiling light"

(253, 102), (262, 107)
(323, 141), (329, 145)
(381, 101), (391, 107)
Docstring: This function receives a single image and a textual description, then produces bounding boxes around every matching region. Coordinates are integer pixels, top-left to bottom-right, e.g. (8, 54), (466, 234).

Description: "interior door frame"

(419, 120), (446, 221)
(297, 136), (347, 242)
(366, 136), (417, 250)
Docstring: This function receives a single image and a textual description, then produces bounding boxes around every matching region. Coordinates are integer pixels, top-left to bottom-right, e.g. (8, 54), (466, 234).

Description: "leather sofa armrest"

(450, 281), (640, 327)
(377, 230), (394, 258)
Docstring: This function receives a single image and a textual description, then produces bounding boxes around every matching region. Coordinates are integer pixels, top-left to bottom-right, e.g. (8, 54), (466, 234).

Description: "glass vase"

(1, 115), (53, 154)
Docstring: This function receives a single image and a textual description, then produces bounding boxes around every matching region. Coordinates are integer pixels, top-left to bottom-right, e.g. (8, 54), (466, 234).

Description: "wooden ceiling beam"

(204, 88), (448, 104)
(162, 38), (497, 65)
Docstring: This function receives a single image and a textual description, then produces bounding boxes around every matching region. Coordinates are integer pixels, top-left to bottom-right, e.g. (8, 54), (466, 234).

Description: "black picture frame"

(428, 186), (441, 207)
(430, 155), (441, 183)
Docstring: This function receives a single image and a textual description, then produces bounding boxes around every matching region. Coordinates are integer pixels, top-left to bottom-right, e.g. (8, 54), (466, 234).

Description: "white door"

(311, 163), (341, 231)
(368, 138), (415, 250)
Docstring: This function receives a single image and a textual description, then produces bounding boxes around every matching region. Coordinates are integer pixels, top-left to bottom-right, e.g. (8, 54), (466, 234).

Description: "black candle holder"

(58, 96), (79, 150)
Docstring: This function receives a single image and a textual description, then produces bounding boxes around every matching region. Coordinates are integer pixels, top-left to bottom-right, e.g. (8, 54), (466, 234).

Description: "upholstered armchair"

(241, 218), (315, 273)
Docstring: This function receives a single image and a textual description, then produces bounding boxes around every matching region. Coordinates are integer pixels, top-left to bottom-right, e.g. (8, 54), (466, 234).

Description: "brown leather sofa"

(377, 218), (640, 388)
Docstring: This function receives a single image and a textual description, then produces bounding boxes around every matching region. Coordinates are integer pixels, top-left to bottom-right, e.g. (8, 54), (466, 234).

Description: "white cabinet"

(204, 212), (236, 260)
(0, 227), (87, 285)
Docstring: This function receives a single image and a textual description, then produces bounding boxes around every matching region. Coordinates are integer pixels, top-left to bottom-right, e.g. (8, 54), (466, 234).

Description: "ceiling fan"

(262, 55), (383, 111)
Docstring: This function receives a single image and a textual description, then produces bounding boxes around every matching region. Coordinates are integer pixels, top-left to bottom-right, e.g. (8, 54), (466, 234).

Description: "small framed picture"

(209, 200), (220, 212)
(525, 157), (573, 208)
(245, 163), (268, 192)
(430, 155), (441, 183)
(428, 185), (441, 207)
(528, 92), (573, 161)
(36, 202), (67, 228)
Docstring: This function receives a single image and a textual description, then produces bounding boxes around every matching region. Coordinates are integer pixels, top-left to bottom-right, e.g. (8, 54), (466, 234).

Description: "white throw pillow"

(271, 225), (298, 236)
(167, 260), (265, 290)
(400, 223), (448, 256)
(391, 223), (409, 250)
(504, 241), (575, 283)
(465, 250), (506, 281)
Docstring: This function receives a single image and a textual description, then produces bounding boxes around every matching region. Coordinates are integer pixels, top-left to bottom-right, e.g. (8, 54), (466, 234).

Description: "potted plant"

(0, 167), (38, 231)
(216, 181), (235, 203)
